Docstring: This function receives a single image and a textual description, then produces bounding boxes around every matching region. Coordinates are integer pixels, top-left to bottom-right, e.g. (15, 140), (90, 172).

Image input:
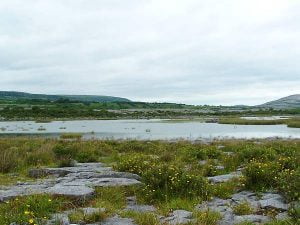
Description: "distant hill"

(257, 94), (300, 109)
(0, 91), (131, 103)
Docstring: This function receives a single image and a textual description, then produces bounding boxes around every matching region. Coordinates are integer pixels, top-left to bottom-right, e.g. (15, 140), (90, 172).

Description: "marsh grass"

(287, 120), (300, 128)
(219, 116), (300, 128)
(60, 133), (83, 139)
(219, 117), (288, 125)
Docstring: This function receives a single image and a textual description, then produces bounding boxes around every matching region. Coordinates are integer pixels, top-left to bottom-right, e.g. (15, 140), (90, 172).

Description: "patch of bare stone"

(0, 162), (141, 202)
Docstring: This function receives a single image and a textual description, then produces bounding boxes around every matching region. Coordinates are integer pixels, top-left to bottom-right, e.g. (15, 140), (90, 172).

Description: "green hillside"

(0, 91), (130, 103)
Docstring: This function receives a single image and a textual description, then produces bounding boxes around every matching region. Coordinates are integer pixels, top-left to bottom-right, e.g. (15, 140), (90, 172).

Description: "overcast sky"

(0, 0), (299, 105)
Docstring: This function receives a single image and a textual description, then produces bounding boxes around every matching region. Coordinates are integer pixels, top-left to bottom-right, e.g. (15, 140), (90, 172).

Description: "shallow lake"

(0, 119), (299, 140)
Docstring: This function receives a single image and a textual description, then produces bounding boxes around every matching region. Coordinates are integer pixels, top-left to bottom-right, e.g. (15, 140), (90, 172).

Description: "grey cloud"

(0, 0), (299, 105)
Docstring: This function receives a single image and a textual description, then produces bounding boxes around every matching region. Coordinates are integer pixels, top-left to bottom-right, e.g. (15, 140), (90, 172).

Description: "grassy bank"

(219, 116), (300, 127)
(287, 120), (300, 128)
(0, 138), (299, 224)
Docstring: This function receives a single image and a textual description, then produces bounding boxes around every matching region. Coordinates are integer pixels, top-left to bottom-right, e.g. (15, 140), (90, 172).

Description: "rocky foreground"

(0, 162), (293, 225)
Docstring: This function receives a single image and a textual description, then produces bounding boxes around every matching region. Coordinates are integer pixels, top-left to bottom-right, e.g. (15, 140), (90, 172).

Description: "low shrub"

(276, 168), (300, 201)
(115, 154), (210, 203)
(243, 160), (280, 190)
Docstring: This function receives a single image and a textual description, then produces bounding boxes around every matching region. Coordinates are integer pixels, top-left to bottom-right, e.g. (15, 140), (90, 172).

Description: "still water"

(0, 119), (299, 140)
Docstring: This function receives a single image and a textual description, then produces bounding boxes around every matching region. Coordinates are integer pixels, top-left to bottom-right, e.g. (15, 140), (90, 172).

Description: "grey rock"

(233, 215), (271, 224)
(231, 191), (259, 209)
(101, 216), (135, 225)
(197, 198), (232, 216)
(275, 212), (290, 220)
(223, 152), (234, 156)
(215, 165), (225, 170)
(207, 171), (242, 183)
(81, 207), (105, 216)
(199, 160), (208, 166)
(125, 205), (156, 213)
(259, 193), (289, 211)
(125, 196), (156, 212)
(47, 213), (70, 225)
(197, 198), (235, 225)
(196, 192), (288, 225)
(0, 163), (140, 202)
(161, 210), (193, 225)
(47, 184), (95, 200)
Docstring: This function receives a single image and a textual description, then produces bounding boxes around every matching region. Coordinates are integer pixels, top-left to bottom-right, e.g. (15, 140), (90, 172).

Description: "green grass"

(92, 186), (136, 213)
(0, 195), (71, 225)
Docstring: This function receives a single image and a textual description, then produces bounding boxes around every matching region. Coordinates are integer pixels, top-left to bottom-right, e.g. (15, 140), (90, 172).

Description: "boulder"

(259, 193), (289, 211)
(125, 196), (156, 213)
(233, 215), (271, 224)
(47, 184), (95, 200)
(46, 213), (70, 225)
(101, 216), (135, 225)
(231, 191), (259, 209)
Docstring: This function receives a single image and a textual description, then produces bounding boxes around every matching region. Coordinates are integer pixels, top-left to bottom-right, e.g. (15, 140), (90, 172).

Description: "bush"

(276, 168), (300, 201)
(238, 146), (277, 163)
(115, 153), (210, 203)
(243, 160), (280, 190)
